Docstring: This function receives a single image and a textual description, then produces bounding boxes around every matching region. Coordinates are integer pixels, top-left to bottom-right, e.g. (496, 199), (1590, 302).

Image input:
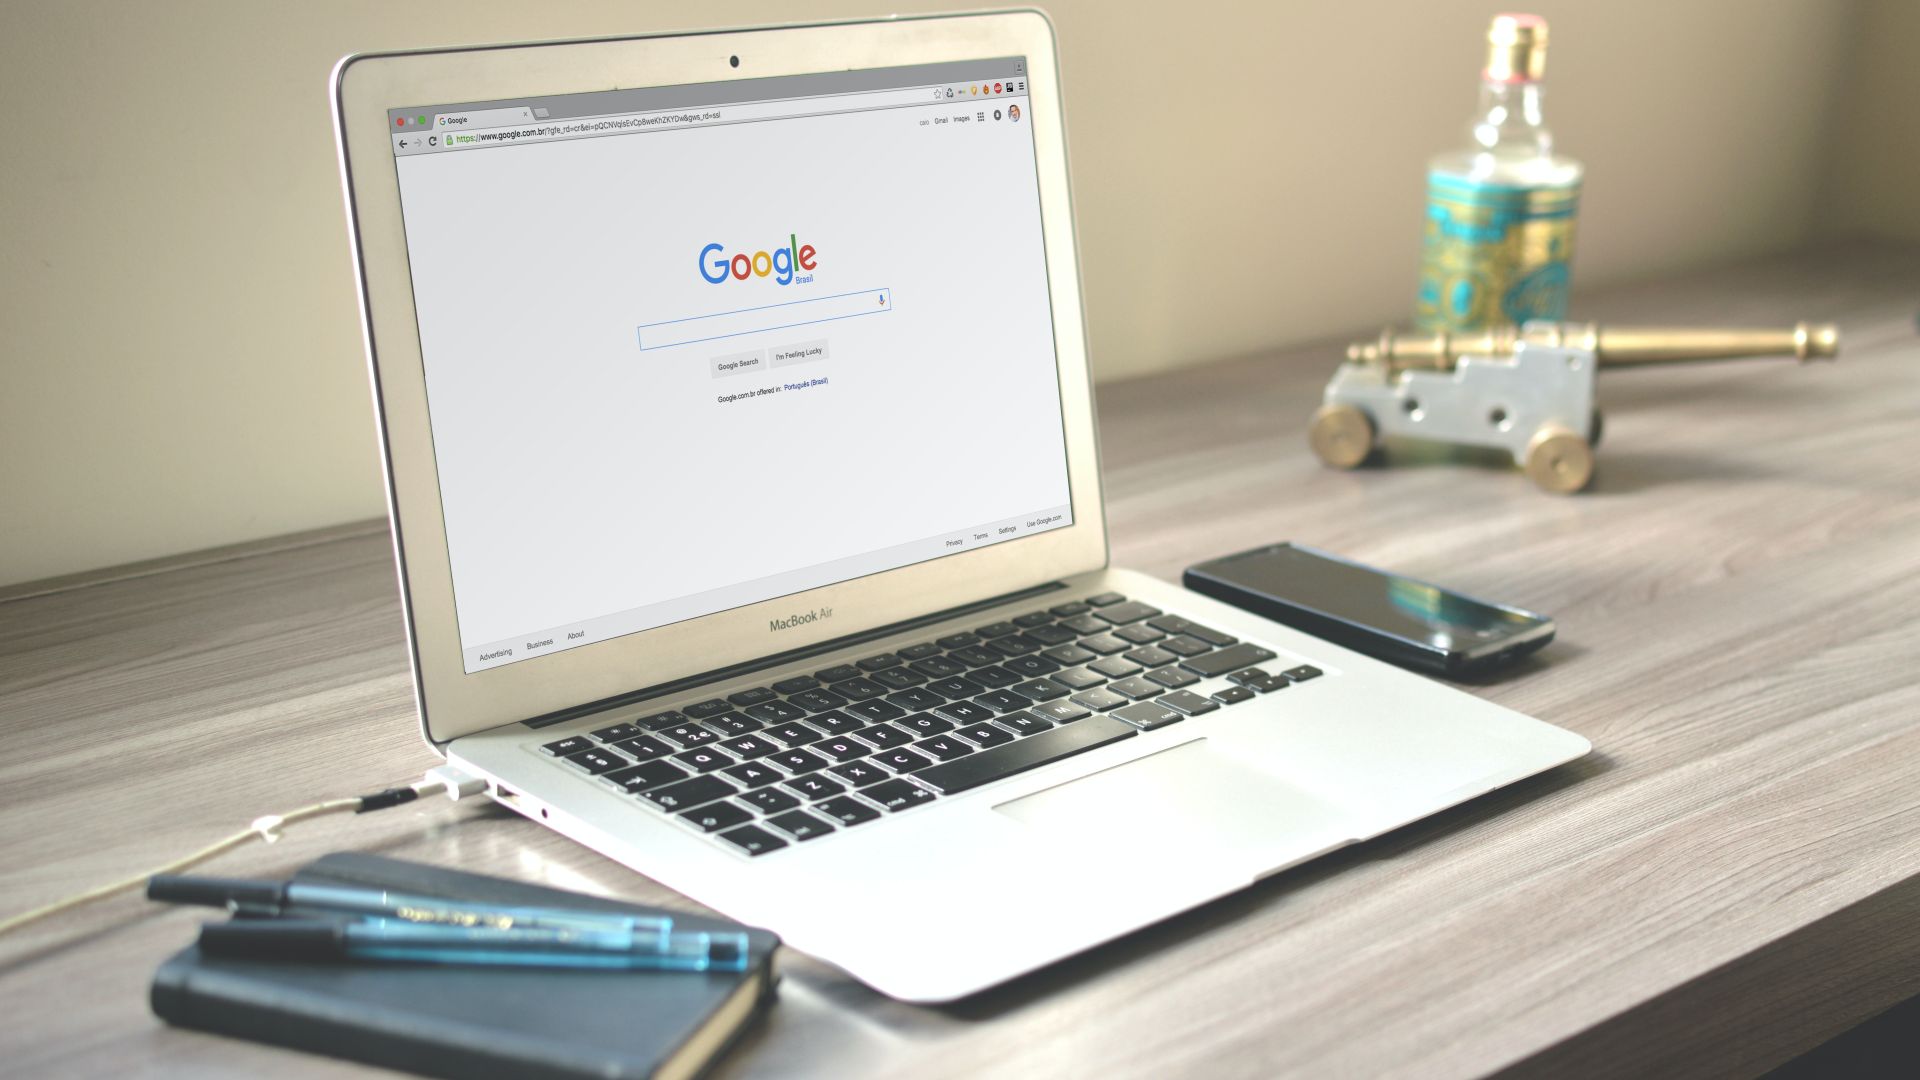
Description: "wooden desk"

(3, 245), (1916, 1078)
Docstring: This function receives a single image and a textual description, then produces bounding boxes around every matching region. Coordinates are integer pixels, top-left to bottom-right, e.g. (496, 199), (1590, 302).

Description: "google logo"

(699, 235), (818, 286)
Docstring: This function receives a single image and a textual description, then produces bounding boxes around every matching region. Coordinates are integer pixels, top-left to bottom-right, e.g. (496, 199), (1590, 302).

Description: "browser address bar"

(431, 85), (962, 152)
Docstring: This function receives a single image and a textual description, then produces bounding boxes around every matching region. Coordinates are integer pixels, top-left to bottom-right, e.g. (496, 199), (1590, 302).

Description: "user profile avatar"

(1009, 104), (1021, 122)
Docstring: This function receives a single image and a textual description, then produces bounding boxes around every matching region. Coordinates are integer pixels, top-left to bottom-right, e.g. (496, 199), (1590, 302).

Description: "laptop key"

(868, 667), (926, 691)
(636, 710), (688, 731)
(949, 645), (1003, 667)
(1159, 635), (1213, 658)
(643, 775), (737, 812)
(1114, 624), (1166, 645)
(1050, 601), (1092, 617)
(1228, 667), (1272, 687)
(771, 748), (830, 774)
(933, 700), (997, 726)
(1089, 656), (1142, 679)
(1044, 644), (1098, 666)
(888, 687), (947, 712)
(745, 700), (808, 725)
(1026, 623), (1079, 646)
(898, 642), (942, 661)
(910, 655), (966, 679)
(716, 825), (787, 856)
(1147, 666), (1201, 689)
(1094, 601), (1163, 625)
(1245, 674), (1293, 693)
(612, 734), (674, 761)
(812, 736), (872, 762)
(954, 723), (1015, 749)
(974, 621), (1018, 638)
(967, 666), (1023, 690)
(875, 747), (935, 773)
(740, 788), (800, 815)
(727, 687), (778, 707)
(857, 652), (904, 672)
(1111, 701), (1184, 731)
(1059, 614), (1107, 636)
(816, 796), (882, 827)
(541, 736), (593, 757)
(1156, 690), (1220, 717)
(1123, 645), (1177, 668)
(828, 760), (890, 787)
(681, 800), (754, 833)
(975, 689), (1032, 713)
(720, 734), (778, 759)
(673, 747), (736, 773)
(1013, 611), (1054, 628)
(766, 810), (834, 842)
(1080, 633), (1132, 655)
(1071, 688), (1130, 712)
(806, 709), (867, 735)
(846, 699), (909, 723)
(659, 724), (720, 749)
(936, 632), (980, 650)
(1052, 664), (1113, 687)
(1180, 643), (1279, 679)
(988, 635), (1042, 657)
(773, 675), (821, 694)
(1211, 685), (1256, 705)
(704, 712), (763, 736)
(1085, 592), (1127, 607)
(851, 723), (913, 750)
(1107, 676), (1164, 700)
(925, 677), (984, 700)
(603, 760), (690, 794)
(916, 736), (975, 761)
(589, 723), (644, 743)
(1010, 678), (1071, 703)
(781, 773), (846, 800)
(862, 778), (938, 812)
(1000, 655), (1060, 678)
(1284, 665), (1324, 682)
(763, 722), (823, 747)
(788, 688), (850, 713)
(1033, 699), (1093, 723)
(995, 711), (1054, 737)
(830, 677), (887, 700)
(1147, 615), (1194, 635)
(1183, 623), (1239, 647)
(814, 664), (862, 683)
(683, 699), (733, 720)
(899, 713), (955, 738)
(912, 715), (1137, 795)
(721, 762), (783, 789)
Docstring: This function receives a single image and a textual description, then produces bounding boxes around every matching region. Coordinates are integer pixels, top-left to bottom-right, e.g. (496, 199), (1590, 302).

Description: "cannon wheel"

(1309, 404), (1376, 469)
(1524, 424), (1595, 494)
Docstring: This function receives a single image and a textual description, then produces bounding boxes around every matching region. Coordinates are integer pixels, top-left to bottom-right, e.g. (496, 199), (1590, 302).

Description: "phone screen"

(1218, 545), (1545, 653)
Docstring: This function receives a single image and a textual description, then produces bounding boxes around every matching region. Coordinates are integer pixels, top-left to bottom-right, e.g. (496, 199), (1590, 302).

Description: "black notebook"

(150, 853), (779, 1080)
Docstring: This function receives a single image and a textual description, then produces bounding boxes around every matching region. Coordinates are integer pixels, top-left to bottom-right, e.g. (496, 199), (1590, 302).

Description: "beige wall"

(0, 0), (1895, 587)
(1823, 0), (1920, 241)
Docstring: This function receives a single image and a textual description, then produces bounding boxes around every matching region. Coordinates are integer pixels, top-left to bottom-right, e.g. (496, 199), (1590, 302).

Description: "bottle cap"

(1485, 13), (1549, 83)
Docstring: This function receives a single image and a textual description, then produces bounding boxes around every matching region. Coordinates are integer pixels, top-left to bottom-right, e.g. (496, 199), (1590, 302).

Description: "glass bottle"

(1416, 14), (1583, 331)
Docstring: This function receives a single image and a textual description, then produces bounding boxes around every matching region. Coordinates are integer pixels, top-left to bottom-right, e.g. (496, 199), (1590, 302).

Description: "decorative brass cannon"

(1308, 321), (1840, 493)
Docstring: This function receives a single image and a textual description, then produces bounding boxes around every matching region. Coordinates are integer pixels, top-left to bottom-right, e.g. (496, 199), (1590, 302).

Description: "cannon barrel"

(1346, 321), (1840, 373)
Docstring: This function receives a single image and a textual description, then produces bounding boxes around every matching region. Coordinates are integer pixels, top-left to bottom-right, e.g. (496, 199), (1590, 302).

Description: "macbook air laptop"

(332, 10), (1590, 1002)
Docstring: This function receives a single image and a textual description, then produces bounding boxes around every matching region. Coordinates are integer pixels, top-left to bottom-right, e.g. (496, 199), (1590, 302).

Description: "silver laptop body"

(332, 11), (1590, 1002)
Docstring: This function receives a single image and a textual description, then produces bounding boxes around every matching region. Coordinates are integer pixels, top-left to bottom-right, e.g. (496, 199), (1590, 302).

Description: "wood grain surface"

(2, 244), (1916, 1078)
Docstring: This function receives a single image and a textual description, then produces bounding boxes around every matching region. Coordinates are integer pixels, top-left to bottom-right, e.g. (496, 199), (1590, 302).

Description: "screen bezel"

(333, 12), (1107, 745)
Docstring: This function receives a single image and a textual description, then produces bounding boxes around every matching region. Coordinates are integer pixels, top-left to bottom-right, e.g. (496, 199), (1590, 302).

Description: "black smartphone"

(1183, 543), (1555, 677)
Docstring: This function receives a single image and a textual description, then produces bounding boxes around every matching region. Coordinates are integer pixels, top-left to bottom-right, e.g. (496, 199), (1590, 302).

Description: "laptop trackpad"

(993, 738), (1356, 863)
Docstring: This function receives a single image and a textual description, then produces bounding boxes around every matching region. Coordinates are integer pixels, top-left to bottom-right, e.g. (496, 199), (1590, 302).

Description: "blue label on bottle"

(1417, 173), (1580, 331)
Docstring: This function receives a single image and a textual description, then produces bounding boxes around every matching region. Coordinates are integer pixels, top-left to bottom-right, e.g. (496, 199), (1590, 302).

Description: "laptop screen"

(386, 60), (1073, 673)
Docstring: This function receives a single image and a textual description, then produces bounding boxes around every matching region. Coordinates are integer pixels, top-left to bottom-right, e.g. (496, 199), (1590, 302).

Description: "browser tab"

(434, 106), (535, 131)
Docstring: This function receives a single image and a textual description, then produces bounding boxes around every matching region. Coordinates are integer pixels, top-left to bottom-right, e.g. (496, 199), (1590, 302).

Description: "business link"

(717, 377), (829, 404)
(445, 111), (721, 145)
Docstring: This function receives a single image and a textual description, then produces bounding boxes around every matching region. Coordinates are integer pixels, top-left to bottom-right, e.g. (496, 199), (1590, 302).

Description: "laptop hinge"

(517, 579), (1068, 730)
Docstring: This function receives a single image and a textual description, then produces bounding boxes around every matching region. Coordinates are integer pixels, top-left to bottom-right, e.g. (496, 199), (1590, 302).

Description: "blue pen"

(149, 874), (668, 939)
(197, 918), (752, 972)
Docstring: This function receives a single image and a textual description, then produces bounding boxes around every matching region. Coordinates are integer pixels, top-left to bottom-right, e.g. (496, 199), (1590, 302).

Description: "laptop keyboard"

(532, 592), (1323, 857)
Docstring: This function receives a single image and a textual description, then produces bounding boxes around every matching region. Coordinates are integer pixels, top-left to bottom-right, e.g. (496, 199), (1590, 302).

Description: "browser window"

(387, 60), (1071, 672)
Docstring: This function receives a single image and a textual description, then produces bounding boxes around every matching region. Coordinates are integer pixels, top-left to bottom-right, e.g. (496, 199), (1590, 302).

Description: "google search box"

(637, 289), (892, 351)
